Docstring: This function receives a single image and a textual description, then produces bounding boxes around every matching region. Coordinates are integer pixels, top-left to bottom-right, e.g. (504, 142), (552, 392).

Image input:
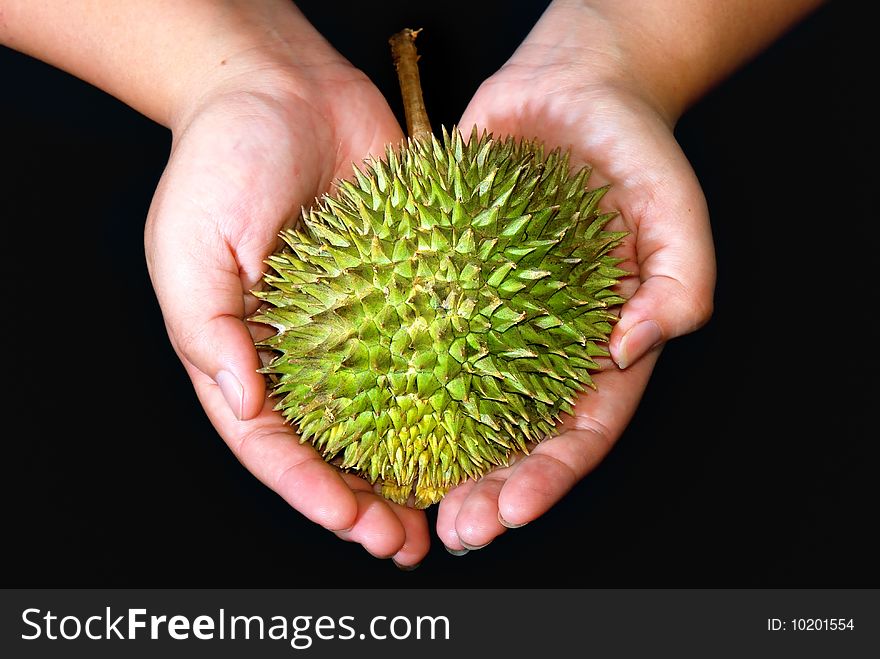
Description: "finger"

(335, 475), (430, 566)
(452, 472), (510, 550)
(187, 362), (359, 531)
(387, 502), (431, 569)
(609, 271), (713, 369)
(589, 127), (715, 370)
(146, 195), (267, 422)
(607, 160), (716, 369)
(155, 244), (266, 420)
(145, 106), (334, 421)
(494, 352), (658, 527)
(435, 480), (478, 553)
(334, 490), (407, 559)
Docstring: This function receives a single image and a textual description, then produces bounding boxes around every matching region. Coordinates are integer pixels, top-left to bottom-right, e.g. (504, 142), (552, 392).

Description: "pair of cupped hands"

(144, 10), (715, 568)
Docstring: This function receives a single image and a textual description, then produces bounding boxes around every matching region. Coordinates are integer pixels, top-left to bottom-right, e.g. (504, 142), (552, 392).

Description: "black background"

(2, 1), (876, 587)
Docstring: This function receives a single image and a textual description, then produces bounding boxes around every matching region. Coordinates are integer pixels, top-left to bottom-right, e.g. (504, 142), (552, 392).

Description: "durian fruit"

(251, 29), (628, 508)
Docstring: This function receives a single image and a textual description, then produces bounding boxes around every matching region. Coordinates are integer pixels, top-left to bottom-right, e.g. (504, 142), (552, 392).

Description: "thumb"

(609, 181), (716, 369)
(146, 205), (267, 422)
(609, 273), (713, 369)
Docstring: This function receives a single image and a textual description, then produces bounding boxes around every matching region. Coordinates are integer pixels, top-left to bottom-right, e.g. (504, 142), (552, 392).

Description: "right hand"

(143, 6), (429, 568)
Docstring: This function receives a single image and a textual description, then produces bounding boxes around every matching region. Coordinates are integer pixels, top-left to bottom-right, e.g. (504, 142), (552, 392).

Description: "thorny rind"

(251, 126), (628, 508)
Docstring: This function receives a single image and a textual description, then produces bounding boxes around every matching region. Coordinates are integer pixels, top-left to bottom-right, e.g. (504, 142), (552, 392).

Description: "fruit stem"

(389, 28), (433, 140)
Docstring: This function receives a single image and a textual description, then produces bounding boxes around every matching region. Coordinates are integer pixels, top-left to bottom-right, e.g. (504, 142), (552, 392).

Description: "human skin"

(1, 0), (823, 564)
(434, 0), (824, 552)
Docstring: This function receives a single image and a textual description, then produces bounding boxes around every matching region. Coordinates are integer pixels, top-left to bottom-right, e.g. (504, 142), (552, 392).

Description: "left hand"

(436, 11), (716, 552)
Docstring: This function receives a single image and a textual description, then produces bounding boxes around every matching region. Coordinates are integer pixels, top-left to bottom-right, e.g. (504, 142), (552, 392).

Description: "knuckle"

(174, 322), (208, 361)
(688, 287), (715, 330)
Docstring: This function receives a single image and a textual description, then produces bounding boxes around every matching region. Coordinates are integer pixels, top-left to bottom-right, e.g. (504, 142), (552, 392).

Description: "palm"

(145, 67), (431, 564)
(436, 63), (714, 550)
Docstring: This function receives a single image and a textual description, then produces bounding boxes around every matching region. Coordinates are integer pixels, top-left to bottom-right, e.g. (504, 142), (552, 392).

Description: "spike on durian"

(250, 28), (629, 508)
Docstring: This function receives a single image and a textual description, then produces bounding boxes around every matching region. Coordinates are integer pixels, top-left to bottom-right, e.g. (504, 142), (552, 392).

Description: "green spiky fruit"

(251, 126), (627, 508)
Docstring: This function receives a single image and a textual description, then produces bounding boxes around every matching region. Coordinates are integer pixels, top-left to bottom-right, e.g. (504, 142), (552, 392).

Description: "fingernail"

(616, 320), (662, 369)
(498, 513), (528, 529)
(460, 540), (492, 551)
(445, 546), (470, 557)
(216, 370), (244, 420)
(393, 559), (421, 571)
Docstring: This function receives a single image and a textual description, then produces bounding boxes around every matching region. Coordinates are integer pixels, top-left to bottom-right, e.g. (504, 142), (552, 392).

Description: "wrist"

(164, 2), (344, 133)
(0, 0), (345, 131)
(525, 0), (825, 125)
(506, 0), (682, 127)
